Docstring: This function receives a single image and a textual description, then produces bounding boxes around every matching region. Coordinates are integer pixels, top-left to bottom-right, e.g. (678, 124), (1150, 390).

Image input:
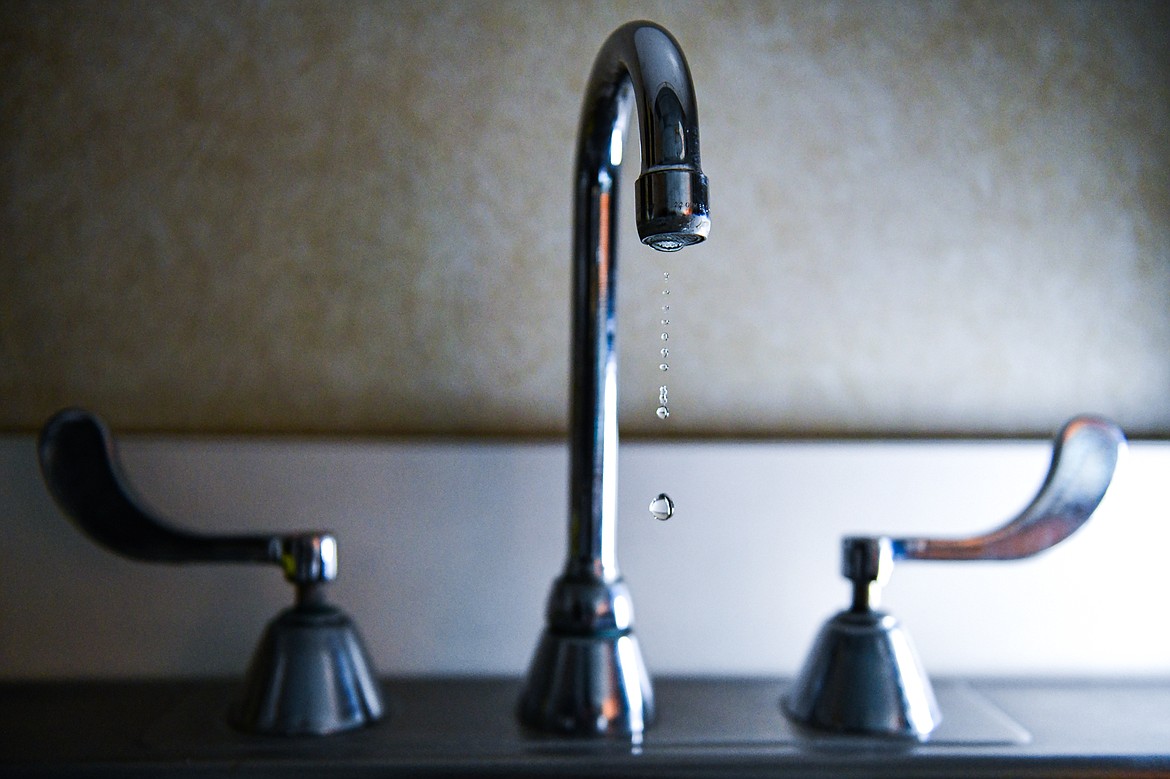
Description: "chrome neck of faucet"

(520, 21), (709, 738)
(568, 20), (709, 581)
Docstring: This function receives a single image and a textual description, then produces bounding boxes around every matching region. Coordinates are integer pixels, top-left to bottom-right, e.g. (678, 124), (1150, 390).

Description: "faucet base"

(517, 629), (654, 737)
(233, 602), (384, 736)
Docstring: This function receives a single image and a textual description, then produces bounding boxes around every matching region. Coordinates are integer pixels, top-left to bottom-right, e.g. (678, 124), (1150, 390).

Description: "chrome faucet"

(518, 21), (710, 736)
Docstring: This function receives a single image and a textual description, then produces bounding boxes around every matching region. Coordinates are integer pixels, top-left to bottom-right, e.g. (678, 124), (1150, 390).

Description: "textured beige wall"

(2, 1), (1167, 438)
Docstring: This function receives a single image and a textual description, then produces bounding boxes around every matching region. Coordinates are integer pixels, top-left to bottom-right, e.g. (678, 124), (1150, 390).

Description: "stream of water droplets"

(655, 272), (671, 420)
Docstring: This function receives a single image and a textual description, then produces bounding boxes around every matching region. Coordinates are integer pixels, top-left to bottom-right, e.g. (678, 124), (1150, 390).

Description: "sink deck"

(3, 676), (1169, 777)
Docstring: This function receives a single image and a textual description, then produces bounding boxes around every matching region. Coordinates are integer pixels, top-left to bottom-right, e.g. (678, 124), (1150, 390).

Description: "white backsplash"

(2, 434), (1167, 679)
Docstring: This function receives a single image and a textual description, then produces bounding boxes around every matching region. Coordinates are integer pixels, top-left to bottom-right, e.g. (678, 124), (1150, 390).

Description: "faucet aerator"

(643, 231), (704, 252)
(636, 167), (710, 251)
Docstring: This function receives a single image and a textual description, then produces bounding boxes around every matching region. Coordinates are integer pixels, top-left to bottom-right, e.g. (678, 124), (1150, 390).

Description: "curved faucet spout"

(576, 22), (710, 255)
(520, 20), (709, 737)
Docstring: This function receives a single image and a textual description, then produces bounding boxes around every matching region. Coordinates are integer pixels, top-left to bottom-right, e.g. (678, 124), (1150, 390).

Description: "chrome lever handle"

(788, 415), (1126, 740)
(39, 408), (382, 736)
(37, 408), (336, 585)
(843, 415), (1126, 608)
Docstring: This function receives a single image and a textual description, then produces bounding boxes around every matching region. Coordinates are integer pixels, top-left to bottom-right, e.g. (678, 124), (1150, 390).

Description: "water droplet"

(649, 493), (675, 520)
(659, 385), (669, 405)
(662, 305), (670, 312)
(661, 319), (670, 325)
(660, 347), (669, 357)
(659, 363), (669, 371)
(663, 272), (670, 281)
(660, 332), (669, 341)
(655, 406), (670, 420)
(662, 289), (670, 295)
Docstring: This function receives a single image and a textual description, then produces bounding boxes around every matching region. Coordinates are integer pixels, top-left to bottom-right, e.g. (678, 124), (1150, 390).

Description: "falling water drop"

(660, 332), (669, 341)
(659, 363), (669, 371)
(655, 406), (670, 420)
(660, 347), (669, 357)
(649, 493), (675, 520)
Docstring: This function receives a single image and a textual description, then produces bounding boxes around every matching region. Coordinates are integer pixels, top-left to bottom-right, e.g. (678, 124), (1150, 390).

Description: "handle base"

(784, 609), (940, 740)
(233, 602), (385, 736)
